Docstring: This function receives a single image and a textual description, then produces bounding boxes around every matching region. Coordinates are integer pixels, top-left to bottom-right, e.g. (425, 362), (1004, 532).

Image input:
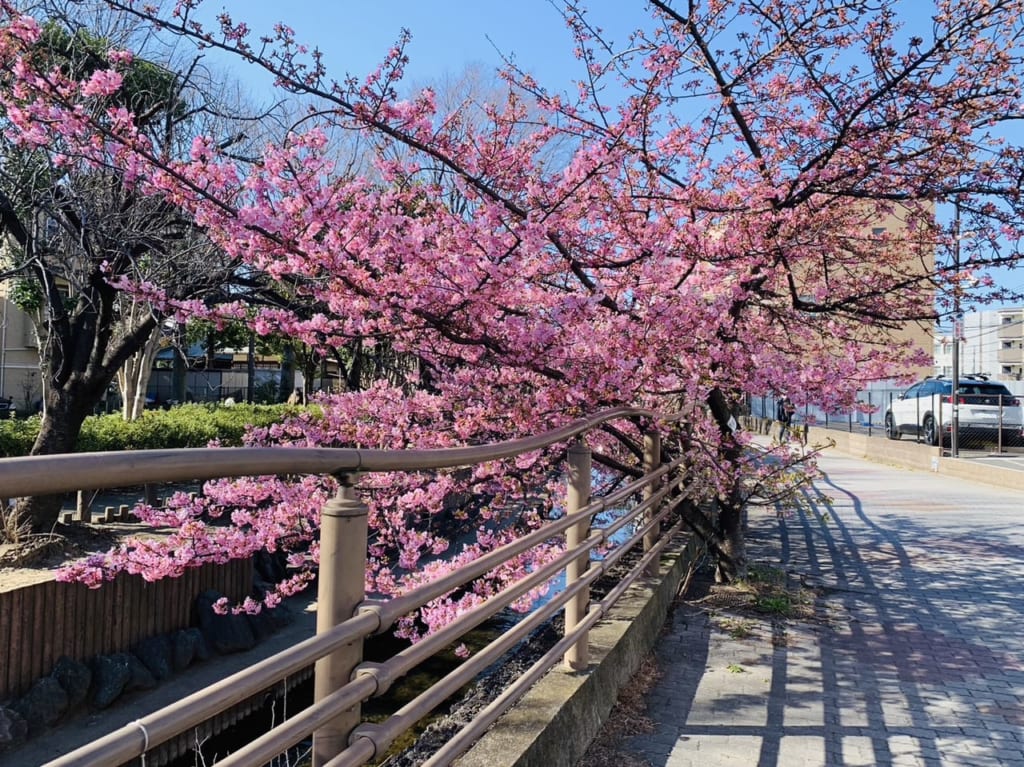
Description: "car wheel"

(884, 413), (900, 440)
(923, 415), (939, 446)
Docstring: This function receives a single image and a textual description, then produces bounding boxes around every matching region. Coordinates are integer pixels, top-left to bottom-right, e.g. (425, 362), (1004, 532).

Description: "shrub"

(0, 415), (41, 457)
(0, 403), (314, 456)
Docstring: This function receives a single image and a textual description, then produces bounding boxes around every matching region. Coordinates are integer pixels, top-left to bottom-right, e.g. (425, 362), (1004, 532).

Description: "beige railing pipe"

(235, 469), (668, 767)
(313, 478), (370, 767)
(563, 440), (592, 671)
(20, 406), (690, 767)
(422, 514), (686, 767)
(217, 521), (609, 767)
(643, 429), (661, 575)
(0, 407), (662, 498)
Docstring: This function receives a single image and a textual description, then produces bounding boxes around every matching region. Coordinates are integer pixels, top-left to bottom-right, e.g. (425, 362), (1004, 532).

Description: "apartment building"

(0, 290), (41, 412)
(867, 208), (935, 379)
(934, 307), (1024, 381)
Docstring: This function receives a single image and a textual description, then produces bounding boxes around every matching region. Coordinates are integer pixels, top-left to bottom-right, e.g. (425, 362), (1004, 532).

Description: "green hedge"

(0, 403), (313, 457)
(0, 417), (42, 458)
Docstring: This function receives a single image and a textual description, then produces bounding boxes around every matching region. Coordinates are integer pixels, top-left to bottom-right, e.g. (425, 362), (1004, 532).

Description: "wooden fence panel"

(0, 557), (252, 701)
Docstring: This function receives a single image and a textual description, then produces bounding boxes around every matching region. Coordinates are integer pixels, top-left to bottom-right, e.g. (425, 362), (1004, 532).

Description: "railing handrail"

(12, 405), (692, 767)
(0, 405), (669, 497)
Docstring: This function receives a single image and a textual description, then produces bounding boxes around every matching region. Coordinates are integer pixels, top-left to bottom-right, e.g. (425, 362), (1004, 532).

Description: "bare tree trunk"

(715, 489), (747, 583)
(246, 332), (255, 403)
(117, 322), (162, 421)
(278, 343), (296, 402)
(172, 322), (188, 404)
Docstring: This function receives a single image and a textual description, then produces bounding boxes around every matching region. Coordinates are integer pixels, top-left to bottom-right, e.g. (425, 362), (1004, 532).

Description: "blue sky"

(198, 1), (624, 93)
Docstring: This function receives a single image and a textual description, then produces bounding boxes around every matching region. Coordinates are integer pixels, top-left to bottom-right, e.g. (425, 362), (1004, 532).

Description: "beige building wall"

(994, 308), (1024, 380)
(868, 207), (935, 380)
(0, 292), (42, 413)
(939, 307), (1024, 381)
(788, 204), (936, 381)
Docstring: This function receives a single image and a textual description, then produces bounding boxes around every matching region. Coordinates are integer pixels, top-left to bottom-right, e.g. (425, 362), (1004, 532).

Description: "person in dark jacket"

(776, 395), (796, 442)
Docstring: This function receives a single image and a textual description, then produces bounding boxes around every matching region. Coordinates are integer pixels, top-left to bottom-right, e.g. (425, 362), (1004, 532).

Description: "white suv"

(884, 375), (1024, 447)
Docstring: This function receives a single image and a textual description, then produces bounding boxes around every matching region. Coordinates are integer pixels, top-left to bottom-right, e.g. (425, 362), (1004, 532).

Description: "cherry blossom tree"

(3, 0), (1023, 607)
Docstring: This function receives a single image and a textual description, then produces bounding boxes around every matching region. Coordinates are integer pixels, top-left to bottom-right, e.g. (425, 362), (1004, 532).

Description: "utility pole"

(951, 201), (961, 458)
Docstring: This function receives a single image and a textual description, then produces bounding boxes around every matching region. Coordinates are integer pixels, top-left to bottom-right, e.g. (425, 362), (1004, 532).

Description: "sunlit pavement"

(621, 448), (1024, 767)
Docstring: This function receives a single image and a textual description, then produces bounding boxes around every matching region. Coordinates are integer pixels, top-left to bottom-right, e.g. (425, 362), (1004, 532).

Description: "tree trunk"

(706, 387), (748, 583)
(246, 332), (256, 403)
(345, 340), (363, 391)
(205, 326), (216, 371)
(14, 391), (92, 532)
(278, 343), (296, 402)
(172, 322), (188, 404)
(118, 324), (162, 420)
(715, 491), (747, 583)
(10, 285), (158, 535)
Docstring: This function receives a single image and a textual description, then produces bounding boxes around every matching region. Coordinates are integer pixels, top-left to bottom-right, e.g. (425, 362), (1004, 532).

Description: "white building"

(934, 306), (1024, 382)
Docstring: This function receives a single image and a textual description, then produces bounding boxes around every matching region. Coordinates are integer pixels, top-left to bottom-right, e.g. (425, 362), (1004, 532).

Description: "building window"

(871, 227), (886, 236)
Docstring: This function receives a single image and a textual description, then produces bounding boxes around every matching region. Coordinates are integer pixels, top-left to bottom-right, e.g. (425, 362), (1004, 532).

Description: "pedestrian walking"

(776, 395), (796, 442)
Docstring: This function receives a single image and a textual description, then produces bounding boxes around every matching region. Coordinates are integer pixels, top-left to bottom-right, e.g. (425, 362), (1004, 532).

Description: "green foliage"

(7, 279), (43, 313)
(0, 416), (42, 457)
(754, 594), (793, 615)
(185, 319), (254, 353)
(0, 404), (314, 456)
(36, 21), (185, 126)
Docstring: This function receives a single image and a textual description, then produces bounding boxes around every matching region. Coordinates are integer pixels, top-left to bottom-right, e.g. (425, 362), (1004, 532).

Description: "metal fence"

(750, 384), (1024, 453)
(0, 406), (692, 767)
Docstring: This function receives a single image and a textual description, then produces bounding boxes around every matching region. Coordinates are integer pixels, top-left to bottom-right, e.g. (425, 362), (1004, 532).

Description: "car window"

(954, 383), (1018, 405)
(980, 384), (1013, 396)
(903, 383), (923, 398)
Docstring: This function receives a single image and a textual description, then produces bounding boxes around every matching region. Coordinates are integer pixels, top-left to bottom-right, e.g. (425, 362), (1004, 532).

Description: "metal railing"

(0, 406), (689, 767)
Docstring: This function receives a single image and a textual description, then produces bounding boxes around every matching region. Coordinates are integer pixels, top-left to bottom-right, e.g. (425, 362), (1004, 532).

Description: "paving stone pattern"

(621, 448), (1024, 767)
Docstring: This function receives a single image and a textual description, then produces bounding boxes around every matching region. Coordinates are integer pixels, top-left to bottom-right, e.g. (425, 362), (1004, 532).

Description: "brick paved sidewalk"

(618, 448), (1024, 767)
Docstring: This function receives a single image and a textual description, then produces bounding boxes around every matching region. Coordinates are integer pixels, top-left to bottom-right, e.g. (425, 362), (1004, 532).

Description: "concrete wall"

(456, 532), (705, 767)
(804, 425), (1024, 492)
(746, 416), (1024, 492)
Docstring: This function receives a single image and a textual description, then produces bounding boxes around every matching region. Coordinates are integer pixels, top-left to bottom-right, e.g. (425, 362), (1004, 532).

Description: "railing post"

(76, 490), (93, 523)
(643, 429), (661, 576)
(563, 440), (591, 671)
(313, 475), (369, 767)
(998, 395), (1004, 453)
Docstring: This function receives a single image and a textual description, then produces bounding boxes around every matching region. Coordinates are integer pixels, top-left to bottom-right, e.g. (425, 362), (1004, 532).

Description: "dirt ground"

(0, 522), (132, 589)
